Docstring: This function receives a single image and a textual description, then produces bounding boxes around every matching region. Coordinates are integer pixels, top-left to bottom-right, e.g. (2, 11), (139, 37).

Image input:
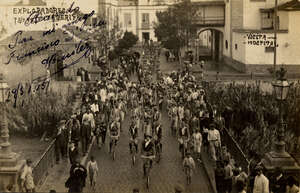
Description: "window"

(261, 12), (273, 29)
(124, 13), (132, 27)
(261, 12), (279, 30)
(225, 40), (228, 49)
(235, 44), (238, 50)
(142, 13), (149, 24)
(265, 47), (275, 52)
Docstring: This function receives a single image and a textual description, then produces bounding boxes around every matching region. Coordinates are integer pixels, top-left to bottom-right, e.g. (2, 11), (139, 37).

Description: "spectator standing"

(215, 161), (226, 193)
(192, 128), (202, 162)
(20, 159), (35, 193)
(165, 50), (170, 62)
(224, 159), (233, 193)
(270, 167), (286, 193)
(54, 120), (67, 164)
(66, 158), (87, 193)
(81, 68), (85, 82)
(69, 114), (81, 148)
(232, 168), (242, 193)
(286, 176), (299, 193)
(82, 108), (95, 154)
(87, 155), (99, 190)
(207, 123), (221, 161)
(69, 142), (79, 165)
(253, 165), (269, 193)
(236, 180), (247, 193)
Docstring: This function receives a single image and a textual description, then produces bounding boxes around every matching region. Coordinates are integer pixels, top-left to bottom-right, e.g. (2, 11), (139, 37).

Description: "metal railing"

(32, 139), (56, 186)
(222, 128), (250, 172)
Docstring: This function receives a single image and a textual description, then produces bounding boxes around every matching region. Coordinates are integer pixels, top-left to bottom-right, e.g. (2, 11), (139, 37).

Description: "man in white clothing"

(207, 124), (221, 161)
(253, 165), (269, 193)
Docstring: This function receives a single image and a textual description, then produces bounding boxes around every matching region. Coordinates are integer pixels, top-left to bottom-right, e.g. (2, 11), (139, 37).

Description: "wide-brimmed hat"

(59, 120), (66, 125)
(209, 123), (216, 128)
(26, 159), (32, 164)
(255, 165), (263, 171)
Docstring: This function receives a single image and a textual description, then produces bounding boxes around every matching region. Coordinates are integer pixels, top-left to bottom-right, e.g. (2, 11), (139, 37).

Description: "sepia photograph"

(0, 0), (300, 192)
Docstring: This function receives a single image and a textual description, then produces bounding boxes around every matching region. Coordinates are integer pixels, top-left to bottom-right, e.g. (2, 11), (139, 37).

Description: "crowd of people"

(45, 44), (299, 193)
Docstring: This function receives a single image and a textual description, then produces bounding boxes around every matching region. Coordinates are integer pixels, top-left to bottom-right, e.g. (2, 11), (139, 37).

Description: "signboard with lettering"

(244, 33), (277, 47)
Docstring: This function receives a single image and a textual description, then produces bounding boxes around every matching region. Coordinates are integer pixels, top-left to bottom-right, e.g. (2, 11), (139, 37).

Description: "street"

(83, 54), (213, 193)
(84, 103), (213, 193)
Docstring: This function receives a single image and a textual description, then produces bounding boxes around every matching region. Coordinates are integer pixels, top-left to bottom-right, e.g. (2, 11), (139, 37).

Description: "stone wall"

(223, 55), (246, 73)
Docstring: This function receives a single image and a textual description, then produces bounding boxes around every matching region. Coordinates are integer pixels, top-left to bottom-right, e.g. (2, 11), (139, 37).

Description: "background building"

(98, 0), (176, 42)
(223, 0), (300, 73)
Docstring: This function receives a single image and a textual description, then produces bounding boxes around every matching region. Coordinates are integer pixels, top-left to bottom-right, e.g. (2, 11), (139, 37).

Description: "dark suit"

(141, 140), (155, 156)
(69, 147), (79, 165)
(54, 125), (67, 163)
(67, 163), (87, 193)
(70, 118), (81, 146)
(81, 123), (91, 154)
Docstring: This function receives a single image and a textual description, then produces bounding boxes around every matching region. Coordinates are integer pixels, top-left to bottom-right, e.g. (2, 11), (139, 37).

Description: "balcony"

(191, 16), (225, 27)
(141, 22), (150, 29)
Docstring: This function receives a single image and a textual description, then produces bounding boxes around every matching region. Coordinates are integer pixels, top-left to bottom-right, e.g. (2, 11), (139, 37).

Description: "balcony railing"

(192, 16), (225, 26)
(141, 22), (150, 29)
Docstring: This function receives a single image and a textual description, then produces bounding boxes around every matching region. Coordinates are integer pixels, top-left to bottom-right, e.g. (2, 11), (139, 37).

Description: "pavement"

(38, 50), (215, 193)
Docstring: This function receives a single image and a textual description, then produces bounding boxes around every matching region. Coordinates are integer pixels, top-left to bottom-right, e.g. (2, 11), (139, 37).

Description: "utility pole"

(273, 0), (278, 77)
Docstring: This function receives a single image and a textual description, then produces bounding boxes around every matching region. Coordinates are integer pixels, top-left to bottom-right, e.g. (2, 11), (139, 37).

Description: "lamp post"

(272, 68), (290, 155)
(0, 73), (24, 192)
(262, 67), (300, 181)
(273, 0), (278, 75)
(0, 73), (12, 157)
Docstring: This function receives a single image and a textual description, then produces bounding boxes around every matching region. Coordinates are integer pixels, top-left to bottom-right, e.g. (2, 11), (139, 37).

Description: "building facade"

(223, 0), (300, 73)
(98, 0), (176, 42)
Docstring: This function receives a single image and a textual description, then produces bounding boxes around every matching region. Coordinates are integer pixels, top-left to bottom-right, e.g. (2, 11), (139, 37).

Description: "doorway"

(142, 32), (150, 44)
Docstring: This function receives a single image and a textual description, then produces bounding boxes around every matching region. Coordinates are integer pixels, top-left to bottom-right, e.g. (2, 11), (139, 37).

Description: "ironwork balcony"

(191, 16), (225, 27)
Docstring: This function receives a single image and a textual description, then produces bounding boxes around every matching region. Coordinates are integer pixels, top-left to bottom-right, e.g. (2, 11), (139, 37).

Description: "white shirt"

(253, 174), (269, 193)
(21, 165), (35, 189)
(91, 103), (99, 113)
(82, 113), (95, 128)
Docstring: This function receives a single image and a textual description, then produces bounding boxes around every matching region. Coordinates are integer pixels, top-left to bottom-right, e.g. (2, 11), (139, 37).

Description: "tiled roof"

(278, 0), (300, 10)
(261, 0), (300, 11)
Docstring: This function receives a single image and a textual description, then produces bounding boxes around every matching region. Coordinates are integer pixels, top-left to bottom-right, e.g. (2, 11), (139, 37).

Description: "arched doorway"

(197, 28), (224, 63)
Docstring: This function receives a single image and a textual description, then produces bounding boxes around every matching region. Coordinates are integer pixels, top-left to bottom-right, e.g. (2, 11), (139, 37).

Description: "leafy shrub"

(207, 83), (300, 159)
(5, 88), (73, 136)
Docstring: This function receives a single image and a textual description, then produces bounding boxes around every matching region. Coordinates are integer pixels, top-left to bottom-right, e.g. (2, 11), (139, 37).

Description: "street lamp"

(0, 73), (12, 157)
(0, 73), (23, 192)
(272, 67), (290, 154)
(262, 67), (300, 180)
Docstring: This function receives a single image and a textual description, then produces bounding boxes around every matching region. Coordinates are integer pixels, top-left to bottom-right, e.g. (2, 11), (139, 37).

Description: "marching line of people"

(37, 44), (299, 193)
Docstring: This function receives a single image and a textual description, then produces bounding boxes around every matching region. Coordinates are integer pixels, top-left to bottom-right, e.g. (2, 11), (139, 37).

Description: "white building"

(98, 0), (176, 42)
(223, 0), (300, 73)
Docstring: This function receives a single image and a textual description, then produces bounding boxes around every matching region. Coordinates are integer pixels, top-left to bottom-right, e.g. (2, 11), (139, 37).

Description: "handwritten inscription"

(41, 39), (91, 68)
(4, 2), (97, 107)
(24, 2), (80, 26)
(8, 30), (34, 49)
(6, 79), (50, 107)
(5, 34), (60, 65)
